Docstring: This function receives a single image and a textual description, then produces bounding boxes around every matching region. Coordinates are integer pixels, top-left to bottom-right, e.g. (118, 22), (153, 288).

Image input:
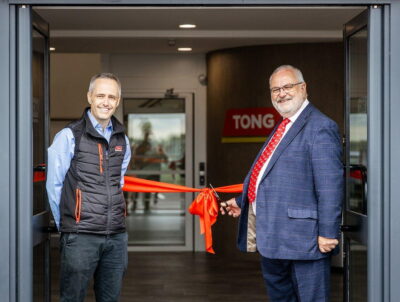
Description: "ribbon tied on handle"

(123, 176), (242, 254)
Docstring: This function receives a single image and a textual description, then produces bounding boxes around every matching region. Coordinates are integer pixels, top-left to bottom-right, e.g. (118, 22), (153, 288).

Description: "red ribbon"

(350, 170), (362, 180)
(123, 176), (243, 254)
(33, 171), (46, 183)
(33, 164), (46, 183)
(34, 169), (242, 253)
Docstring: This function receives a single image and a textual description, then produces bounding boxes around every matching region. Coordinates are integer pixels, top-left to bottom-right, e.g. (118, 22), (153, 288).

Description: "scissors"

(209, 183), (229, 209)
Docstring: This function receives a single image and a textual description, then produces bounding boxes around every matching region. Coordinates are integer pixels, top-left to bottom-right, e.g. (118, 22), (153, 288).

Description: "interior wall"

(50, 52), (208, 251)
(68, 54), (207, 251)
(106, 53), (207, 251)
(207, 42), (344, 255)
(103, 53), (206, 123)
(50, 53), (102, 139)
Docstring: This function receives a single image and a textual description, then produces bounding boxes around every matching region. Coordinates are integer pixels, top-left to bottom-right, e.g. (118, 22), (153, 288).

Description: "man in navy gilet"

(221, 65), (343, 302)
(46, 73), (131, 302)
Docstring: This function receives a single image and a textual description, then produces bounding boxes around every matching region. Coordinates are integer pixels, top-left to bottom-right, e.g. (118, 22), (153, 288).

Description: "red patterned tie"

(247, 118), (290, 202)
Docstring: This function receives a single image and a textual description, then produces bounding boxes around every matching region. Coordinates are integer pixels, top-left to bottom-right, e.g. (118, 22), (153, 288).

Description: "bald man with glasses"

(221, 65), (343, 302)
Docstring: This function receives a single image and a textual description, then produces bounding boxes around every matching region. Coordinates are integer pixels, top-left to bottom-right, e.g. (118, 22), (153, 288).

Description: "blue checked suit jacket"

(236, 103), (343, 260)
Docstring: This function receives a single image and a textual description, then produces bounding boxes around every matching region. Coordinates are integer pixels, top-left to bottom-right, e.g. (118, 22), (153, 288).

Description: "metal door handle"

(44, 226), (59, 233)
(341, 225), (359, 232)
(199, 162), (206, 186)
(34, 164), (46, 171)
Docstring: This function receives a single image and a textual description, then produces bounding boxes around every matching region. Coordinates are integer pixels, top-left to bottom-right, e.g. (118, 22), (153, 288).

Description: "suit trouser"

(60, 232), (128, 302)
(260, 256), (331, 302)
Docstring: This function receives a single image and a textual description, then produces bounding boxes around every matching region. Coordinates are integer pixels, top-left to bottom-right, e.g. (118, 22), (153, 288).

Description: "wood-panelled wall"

(206, 42), (344, 256)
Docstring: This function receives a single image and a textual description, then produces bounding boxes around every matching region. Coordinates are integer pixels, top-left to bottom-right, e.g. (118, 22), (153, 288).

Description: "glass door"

(123, 94), (193, 250)
(343, 10), (368, 302)
(17, 7), (51, 302)
(32, 11), (51, 302)
(343, 7), (384, 302)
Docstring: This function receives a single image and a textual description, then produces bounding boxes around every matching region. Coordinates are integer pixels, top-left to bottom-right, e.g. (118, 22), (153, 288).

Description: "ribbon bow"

(123, 176), (242, 254)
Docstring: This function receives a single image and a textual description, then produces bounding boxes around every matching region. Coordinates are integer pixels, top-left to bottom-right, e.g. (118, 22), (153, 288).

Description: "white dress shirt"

(252, 99), (309, 215)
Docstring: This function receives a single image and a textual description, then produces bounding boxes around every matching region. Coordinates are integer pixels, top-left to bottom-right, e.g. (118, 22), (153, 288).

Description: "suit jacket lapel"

(259, 103), (314, 183)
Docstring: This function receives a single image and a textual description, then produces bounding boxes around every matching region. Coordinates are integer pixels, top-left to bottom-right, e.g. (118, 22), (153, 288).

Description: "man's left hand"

(318, 236), (339, 253)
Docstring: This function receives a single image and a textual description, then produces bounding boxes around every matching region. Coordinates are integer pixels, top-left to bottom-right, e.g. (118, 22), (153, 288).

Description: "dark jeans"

(60, 232), (128, 302)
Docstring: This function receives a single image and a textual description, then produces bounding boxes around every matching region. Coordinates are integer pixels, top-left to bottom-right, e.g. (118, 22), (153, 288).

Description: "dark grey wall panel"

(0, 0), (11, 299)
(368, 6), (384, 302)
(17, 5), (33, 302)
(9, 6), (17, 302)
(382, 5), (390, 302)
(390, 1), (400, 302)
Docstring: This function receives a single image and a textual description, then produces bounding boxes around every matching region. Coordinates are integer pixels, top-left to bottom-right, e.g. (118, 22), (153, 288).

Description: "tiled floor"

(51, 251), (343, 301)
(125, 191), (186, 246)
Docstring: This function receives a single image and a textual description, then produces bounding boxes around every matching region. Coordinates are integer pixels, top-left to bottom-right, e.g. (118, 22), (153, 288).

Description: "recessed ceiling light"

(178, 47), (192, 52)
(49, 47), (56, 51)
(179, 24), (196, 29)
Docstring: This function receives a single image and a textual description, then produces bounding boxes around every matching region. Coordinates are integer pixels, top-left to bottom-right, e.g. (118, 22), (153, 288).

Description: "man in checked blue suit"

(221, 65), (343, 302)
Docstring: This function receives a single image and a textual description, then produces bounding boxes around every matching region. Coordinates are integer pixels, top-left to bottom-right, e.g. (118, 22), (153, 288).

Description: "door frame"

(16, 6), (33, 302)
(32, 9), (51, 302)
(1, 1), (397, 301)
(366, 6), (388, 302)
(342, 7), (386, 302)
(121, 90), (196, 252)
(14, 6), (52, 302)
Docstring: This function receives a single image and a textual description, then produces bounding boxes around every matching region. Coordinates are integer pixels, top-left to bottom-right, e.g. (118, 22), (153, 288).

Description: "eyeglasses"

(270, 82), (303, 96)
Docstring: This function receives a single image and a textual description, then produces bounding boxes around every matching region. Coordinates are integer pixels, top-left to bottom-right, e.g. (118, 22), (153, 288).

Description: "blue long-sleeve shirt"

(46, 110), (131, 230)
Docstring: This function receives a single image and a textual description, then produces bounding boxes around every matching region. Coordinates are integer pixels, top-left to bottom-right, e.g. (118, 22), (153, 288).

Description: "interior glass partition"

(124, 98), (187, 246)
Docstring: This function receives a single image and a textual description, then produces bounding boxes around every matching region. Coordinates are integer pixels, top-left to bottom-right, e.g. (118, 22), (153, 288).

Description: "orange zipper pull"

(98, 143), (104, 174)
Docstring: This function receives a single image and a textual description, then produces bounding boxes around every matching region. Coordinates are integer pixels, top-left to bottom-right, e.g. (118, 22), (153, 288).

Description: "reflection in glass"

(349, 239), (367, 302)
(33, 29), (46, 215)
(33, 242), (45, 302)
(32, 23), (50, 302)
(348, 28), (368, 215)
(124, 98), (186, 246)
(128, 113), (185, 175)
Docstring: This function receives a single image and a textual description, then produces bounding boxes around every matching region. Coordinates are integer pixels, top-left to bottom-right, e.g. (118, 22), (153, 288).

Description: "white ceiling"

(34, 6), (366, 54)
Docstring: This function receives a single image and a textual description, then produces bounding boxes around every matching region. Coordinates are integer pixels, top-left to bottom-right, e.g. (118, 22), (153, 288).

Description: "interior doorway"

(123, 92), (194, 250)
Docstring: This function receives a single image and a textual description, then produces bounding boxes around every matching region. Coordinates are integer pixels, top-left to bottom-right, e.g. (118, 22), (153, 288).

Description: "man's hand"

(220, 198), (241, 218)
(318, 236), (339, 253)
